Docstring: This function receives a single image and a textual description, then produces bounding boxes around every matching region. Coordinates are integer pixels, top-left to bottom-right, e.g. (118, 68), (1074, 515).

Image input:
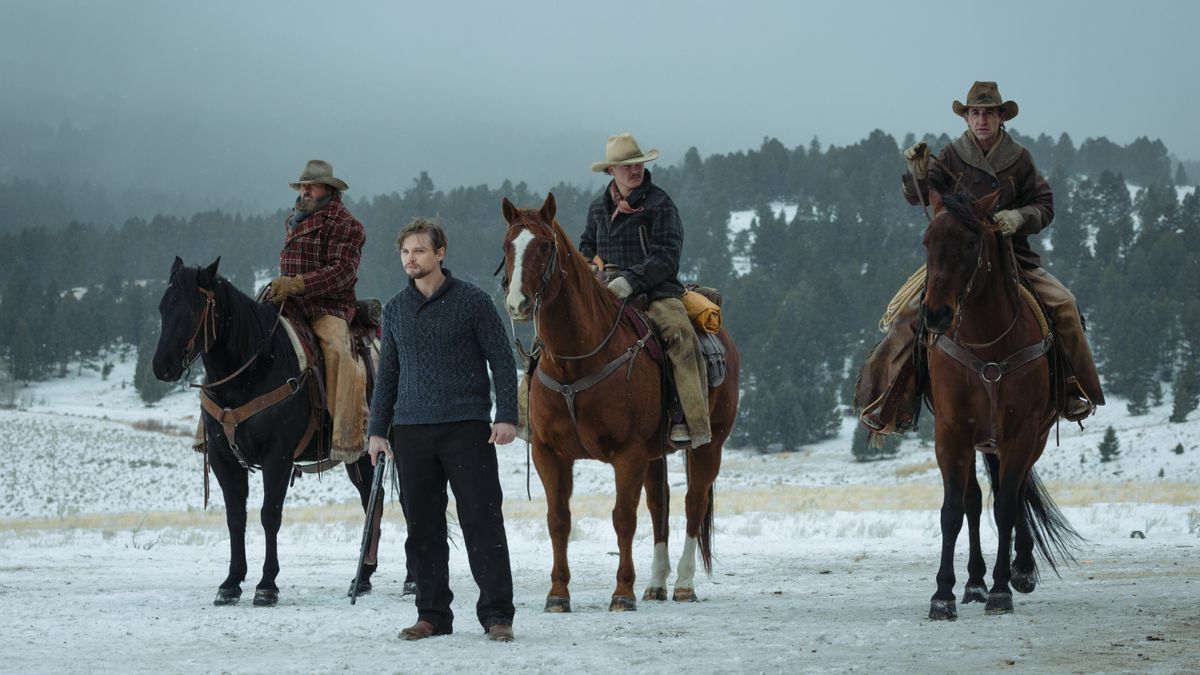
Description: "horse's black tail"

(1022, 468), (1084, 577)
(698, 483), (715, 575)
(982, 454), (1084, 578)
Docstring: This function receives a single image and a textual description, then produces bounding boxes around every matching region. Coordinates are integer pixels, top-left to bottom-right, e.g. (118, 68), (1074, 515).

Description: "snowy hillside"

(1, 350), (1197, 672)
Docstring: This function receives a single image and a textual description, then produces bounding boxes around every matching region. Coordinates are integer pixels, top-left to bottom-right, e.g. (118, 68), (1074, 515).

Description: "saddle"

(621, 285), (728, 446)
(276, 298), (382, 467)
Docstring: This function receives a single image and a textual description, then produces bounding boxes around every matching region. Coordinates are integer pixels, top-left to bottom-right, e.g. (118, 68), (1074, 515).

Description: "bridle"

(497, 224), (628, 364)
(172, 276), (287, 391)
(940, 216), (1023, 350)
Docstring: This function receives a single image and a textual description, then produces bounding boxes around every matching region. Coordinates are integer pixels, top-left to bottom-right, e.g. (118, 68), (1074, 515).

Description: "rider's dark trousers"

(393, 419), (514, 631)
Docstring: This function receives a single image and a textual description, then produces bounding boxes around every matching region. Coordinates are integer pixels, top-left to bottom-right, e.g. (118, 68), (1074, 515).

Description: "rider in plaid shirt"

(266, 160), (368, 462)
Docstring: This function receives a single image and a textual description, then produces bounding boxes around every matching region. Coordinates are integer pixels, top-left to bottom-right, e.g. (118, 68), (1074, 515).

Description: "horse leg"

(930, 446), (971, 620)
(1011, 433), (1047, 595)
(209, 450), (248, 606)
(675, 446), (721, 602)
(641, 457), (670, 602)
(961, 458), (988, 605)
(609, 454), (645, 611)
(986, 460), (1023, 615)
(1010, 497), (1038, 594)
(533, 444), (574, 613)
(252, 459), (292, 607)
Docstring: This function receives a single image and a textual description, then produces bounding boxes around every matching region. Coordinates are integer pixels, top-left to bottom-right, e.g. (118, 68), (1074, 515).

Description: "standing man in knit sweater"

(367, 218), (518, 643)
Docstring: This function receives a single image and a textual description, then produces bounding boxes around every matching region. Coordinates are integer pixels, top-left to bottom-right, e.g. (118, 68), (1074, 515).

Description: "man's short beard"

(296, 196), (322, 212)
(406, 267), (431, 280)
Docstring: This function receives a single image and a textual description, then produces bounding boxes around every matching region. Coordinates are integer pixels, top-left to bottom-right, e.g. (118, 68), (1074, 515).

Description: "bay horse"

(152, 257), (386, 606)
(500, 193), (740, 612)
(922, 192), (1081, 620)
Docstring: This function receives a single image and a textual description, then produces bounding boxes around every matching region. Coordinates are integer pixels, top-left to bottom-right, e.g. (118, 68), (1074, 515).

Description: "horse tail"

(698, 483), (715, 575)
(981, 455), (1083, 578)
(1022, 468), (1084, 577)
(684, 448), (716, 575)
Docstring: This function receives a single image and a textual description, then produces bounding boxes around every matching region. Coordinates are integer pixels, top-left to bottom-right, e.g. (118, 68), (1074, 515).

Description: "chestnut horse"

(922, 192), (1081, 620)
(500, 193), (740, 612)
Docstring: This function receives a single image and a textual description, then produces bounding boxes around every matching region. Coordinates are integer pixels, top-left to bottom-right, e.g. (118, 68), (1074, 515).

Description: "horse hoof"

(253, 589), (279, 606)
(1011, 571), (1037, 594)
(213, 588), (241, 606)
(961, 583), (988, 604)
(929, 598), (957, 621)
(544, 596), (571, 613)
(642, 586), (667, 601)
(402, 581), (418, 598)
(608, 596), (637, 612)
(985, 592), (1013, 615)
(672, 587), (698, 603)
(346, 579), (372, 597)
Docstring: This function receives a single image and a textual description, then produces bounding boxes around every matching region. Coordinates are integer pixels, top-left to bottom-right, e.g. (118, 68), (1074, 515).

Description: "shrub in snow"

(1098, 426), (1120, 463)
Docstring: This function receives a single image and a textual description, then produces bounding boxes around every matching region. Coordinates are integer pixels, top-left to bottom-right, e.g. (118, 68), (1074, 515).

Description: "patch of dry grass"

(4, 481), (1194, 532)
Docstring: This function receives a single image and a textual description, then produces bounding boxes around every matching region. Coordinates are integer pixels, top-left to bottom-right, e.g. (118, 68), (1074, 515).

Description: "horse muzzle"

(506, 297), (533, 321)
(923, 304), (954, 335)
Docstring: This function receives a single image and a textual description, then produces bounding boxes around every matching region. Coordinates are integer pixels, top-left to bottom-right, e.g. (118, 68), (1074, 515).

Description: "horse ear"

(171, 256), (184, 276)
(200, 257), (220, 285)
(540, 192), (557, 223)
(975, 190), (1001, 218)
(929, 189), (944, 215)
(501, 197), (520, 225)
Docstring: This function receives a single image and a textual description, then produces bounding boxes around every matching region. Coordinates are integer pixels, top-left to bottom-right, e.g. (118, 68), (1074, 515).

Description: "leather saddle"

(276, 298), (381, 465)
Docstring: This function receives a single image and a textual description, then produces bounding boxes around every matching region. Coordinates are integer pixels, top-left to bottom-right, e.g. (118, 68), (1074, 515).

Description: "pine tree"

(1169, 359), (1199, 423)
(1098, 426), (1120, 463)
(1175, 163), (1191, 187)
(133, 318), (171, 404)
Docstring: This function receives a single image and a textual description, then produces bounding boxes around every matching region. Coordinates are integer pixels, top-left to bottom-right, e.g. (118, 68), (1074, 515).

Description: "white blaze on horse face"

(505, 229), (535, 317)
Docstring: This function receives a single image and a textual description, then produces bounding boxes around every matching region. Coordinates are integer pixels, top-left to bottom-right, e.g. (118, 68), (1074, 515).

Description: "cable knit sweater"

(368, 269), (518, 434)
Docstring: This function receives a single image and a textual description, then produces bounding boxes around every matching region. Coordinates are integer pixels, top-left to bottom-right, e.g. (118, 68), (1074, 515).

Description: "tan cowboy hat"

(952, 81), (1019, 121)
(289, 159), (349, 191)
(590, 133), (660, 172)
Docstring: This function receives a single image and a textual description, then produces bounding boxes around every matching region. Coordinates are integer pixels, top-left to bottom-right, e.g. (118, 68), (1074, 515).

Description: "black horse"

(152, 256), (390, 606)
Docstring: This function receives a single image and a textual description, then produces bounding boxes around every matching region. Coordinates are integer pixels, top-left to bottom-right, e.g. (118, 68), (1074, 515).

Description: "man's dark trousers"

(394, 419), (514, 632)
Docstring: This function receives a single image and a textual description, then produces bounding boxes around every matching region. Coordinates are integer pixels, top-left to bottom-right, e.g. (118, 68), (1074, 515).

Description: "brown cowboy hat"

(289, 159), (349, 191)
(590, 133), (660, 172)
(952, 81), (1019, 121)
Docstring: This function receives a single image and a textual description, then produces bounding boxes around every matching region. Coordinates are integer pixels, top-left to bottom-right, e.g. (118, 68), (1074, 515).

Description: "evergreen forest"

(1, 129), (1197, 450)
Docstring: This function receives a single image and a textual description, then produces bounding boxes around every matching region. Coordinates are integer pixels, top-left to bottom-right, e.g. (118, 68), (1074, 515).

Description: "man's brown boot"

(486, 624), (514, 642)
(399, 620), (450, 641)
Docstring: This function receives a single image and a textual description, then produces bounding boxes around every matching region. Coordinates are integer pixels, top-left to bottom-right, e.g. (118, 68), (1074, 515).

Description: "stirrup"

(669, 423), (691, 444)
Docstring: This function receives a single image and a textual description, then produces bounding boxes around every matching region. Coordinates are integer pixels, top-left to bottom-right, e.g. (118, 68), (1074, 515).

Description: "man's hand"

(994, 209), (1023, 237)
(268, 275), (304, 301)
(904, 142), (931, 179)
(367, 435), (392, 465)
(607, 276), (633, 299)
(489, 423), (517, 445)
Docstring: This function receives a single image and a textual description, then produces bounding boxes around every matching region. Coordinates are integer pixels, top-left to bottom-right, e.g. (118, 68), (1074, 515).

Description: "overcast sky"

(3, 0), (1195, 207)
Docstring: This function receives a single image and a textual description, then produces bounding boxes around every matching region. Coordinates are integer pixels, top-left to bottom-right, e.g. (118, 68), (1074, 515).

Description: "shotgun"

(350, 455), (386, 605)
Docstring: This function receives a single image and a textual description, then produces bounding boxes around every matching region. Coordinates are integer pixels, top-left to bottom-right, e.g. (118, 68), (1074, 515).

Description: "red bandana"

(608, 181), (644, 222)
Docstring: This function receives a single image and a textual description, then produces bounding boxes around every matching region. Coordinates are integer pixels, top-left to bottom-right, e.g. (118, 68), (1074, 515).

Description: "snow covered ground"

(1, 355), (1198, 672)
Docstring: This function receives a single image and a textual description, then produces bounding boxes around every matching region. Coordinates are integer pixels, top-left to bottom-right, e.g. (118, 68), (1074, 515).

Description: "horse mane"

(939, 192), (986, 234)
(525, 208), (621, 319)
(172, 263), (276, 359)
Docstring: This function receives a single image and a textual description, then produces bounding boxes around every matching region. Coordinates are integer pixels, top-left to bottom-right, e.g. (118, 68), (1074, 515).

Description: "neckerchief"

(608, 180), (644, 222)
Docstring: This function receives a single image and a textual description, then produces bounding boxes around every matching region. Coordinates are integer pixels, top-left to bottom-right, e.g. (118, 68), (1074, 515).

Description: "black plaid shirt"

(580, 170), (685, 301)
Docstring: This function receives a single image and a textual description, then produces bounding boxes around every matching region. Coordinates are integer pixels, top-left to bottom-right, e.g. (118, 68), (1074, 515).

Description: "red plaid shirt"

(280, 194), (365, 322)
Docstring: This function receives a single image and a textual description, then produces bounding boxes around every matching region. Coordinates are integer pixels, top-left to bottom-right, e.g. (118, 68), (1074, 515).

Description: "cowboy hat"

(590, 133), (660, 172)
(289, 159), (349, 191)
(952, 81), (1019, 121)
